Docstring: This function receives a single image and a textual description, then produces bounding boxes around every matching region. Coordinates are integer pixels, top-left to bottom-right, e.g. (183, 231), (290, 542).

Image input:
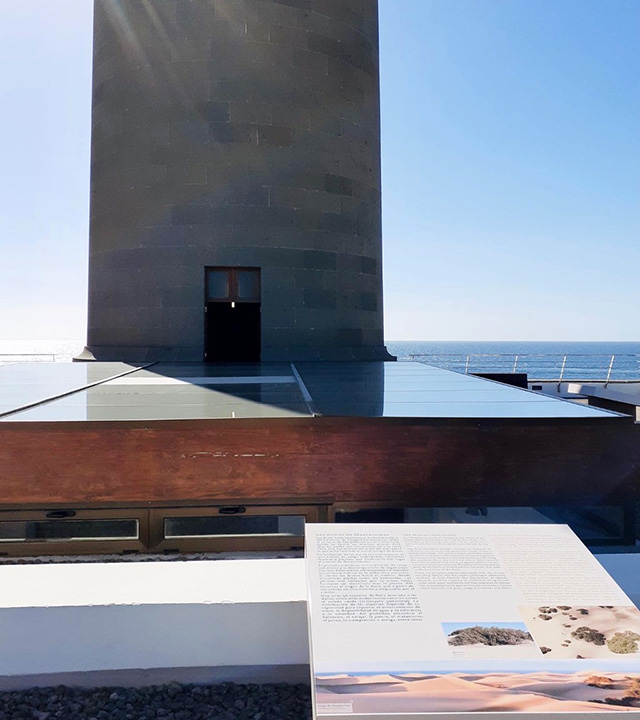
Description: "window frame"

(0, 508), (150, 557)
(149, 503), (327, 553)
(205, 267), (261, 304)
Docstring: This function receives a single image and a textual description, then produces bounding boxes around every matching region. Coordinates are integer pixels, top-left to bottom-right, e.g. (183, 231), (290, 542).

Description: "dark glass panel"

(0, 519), (138, 542)
(236, 269), (260, 300)
(207, 269), (230, 300)
(334, 506), (624, 542)
(164, 515), (304, 538)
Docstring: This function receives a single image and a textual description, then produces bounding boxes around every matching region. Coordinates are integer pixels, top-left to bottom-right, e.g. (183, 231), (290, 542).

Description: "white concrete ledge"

(0, 559), (309, 685)
(0, 557), (306, 608)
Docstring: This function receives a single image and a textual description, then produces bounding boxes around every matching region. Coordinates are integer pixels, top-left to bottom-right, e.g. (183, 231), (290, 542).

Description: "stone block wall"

(87, 0), (391, 361)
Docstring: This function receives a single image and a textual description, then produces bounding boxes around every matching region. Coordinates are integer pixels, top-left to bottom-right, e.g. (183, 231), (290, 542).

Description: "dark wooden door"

(205, 302), (261, 362)
(204, 267), (261, 362)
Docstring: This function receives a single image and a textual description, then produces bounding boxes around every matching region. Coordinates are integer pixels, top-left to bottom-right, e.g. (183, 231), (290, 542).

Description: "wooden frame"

(149, 502), (329, 553)
(204, 266), (262, 362)
(205, 267), (261, 303)
(0, 500), (332, 556)
(0, 417), (634, 507)
(0, 415), (637, 554)
(0, 498), (633, 555)
(0, 508), (150, 557)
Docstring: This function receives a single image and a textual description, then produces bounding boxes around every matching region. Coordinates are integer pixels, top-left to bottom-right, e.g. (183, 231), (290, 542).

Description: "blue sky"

(0, 0), (638, 343)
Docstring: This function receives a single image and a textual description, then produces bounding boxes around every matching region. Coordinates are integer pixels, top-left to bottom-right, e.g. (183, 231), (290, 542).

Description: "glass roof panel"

(0, 361), (622, 422)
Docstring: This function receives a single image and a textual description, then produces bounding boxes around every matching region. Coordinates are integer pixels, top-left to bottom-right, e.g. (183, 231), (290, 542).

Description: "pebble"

(0, 683), (312, 720)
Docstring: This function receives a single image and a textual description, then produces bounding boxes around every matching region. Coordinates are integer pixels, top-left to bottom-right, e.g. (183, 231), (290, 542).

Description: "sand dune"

(403, 675), (501, 696)
(316, 671), (640, 713)
(520, 605), (640, 659)
(476, 672), (570, 687)
(322, 683), (406, 695)
(506, 680), (623, 701)
(480, 692), (632, 714)
(317, 674), (402, 687)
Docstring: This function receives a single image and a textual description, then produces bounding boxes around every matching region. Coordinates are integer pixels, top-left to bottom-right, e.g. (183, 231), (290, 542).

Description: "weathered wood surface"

(0, 418), (638, 507)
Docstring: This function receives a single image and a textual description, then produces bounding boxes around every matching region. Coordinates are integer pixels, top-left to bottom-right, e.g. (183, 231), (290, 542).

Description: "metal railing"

(0, 353), (57, 365)
(407, 354), (640, 383)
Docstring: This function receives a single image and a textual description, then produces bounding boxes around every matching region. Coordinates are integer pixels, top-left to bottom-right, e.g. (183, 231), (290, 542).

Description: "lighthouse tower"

(84, 0), (392, 362)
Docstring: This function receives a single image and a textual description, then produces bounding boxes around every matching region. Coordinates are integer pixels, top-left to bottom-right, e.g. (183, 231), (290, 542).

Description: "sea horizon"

(1, 338), (639, 380)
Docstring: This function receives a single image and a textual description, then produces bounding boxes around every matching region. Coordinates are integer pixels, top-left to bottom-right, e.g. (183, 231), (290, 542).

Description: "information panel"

(305, 524), (640, 719)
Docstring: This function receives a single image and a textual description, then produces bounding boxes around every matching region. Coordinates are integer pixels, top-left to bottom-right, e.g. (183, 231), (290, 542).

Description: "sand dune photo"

(316, 671), (640, 714)
(520, 606), (640, 659)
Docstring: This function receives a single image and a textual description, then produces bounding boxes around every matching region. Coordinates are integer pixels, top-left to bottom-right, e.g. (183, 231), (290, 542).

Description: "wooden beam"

(0, 417), (637, 508)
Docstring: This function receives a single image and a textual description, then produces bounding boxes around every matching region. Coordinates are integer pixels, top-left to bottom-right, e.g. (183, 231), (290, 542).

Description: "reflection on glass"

(164, 515), (304, 538)
(236, 269), (260, 300)
(335, 506), (624, 542)
(335, 508), (409, 523)
(435, 507), (624, 541)
(0, 519), (138, 542)
(207, 269), (229, 300)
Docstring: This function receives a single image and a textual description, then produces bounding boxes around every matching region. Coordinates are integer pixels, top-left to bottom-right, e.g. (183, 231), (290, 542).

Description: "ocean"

(0, 339), (85, 364)
(387, 341), (640, 381)
(1, 339), (639, 381)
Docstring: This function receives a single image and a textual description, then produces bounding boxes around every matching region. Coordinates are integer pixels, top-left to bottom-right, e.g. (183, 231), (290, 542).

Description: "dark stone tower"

(84, 0), (392, 361)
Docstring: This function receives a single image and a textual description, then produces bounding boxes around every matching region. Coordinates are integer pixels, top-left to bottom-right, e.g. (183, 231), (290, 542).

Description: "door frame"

(204, 267), (262, 362)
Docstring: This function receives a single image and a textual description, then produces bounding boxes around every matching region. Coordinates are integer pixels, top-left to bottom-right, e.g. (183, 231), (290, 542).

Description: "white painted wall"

(1, 603), (309, 677)
(0, 559), (309, 679)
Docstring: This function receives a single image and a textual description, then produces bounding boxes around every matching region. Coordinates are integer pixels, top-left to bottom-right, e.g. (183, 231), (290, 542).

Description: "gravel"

(0, 683), (312, 720)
